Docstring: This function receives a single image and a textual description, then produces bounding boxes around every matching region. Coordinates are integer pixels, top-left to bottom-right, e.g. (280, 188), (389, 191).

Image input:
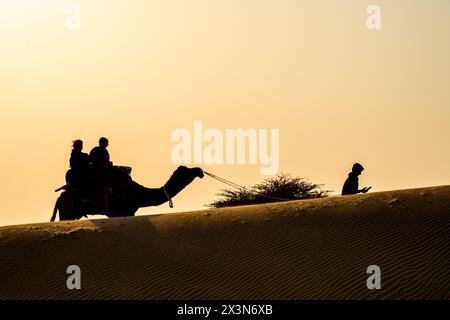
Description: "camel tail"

(50, 196), (60, 222)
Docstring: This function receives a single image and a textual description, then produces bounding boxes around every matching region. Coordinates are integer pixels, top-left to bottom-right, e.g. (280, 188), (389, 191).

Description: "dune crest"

(0, 186), (449, 299)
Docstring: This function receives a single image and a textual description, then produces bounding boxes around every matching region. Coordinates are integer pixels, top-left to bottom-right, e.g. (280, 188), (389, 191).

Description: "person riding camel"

(89, 137), (112, 169)
(65, 139), (90, 191)
(70, 139), (90, 171)
(89, 137), (115, 213)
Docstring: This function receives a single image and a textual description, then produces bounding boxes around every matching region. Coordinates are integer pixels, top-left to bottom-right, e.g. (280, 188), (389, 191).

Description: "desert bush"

(208, 173), (329, 208)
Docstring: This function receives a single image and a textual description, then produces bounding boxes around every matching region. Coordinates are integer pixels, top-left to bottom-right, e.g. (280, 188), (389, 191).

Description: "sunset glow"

(1, 0), (449, 226)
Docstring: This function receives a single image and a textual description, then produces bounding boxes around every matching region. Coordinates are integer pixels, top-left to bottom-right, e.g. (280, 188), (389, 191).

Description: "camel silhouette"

(51, 165), (204, 221)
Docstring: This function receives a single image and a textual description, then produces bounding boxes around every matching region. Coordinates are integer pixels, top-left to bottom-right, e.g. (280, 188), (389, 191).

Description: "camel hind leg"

(51, 191), (87, 221)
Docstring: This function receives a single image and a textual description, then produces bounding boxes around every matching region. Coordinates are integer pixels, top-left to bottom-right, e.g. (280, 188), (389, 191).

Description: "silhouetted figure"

(65, 140), (90, 193)
(90, 137), (112, 169)
(89, 137), (114, 212)
(342, 163), (371, 195)
(70, 140), (90, 171)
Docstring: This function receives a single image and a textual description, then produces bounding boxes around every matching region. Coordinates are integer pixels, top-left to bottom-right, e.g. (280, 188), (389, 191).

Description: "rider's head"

(99, 137), (109, 148)
(352, 162), (364, 175)
(72, 139), (83, 152)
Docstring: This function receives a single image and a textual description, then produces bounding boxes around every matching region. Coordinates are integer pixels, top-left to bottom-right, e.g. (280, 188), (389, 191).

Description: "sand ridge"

(0, 186), (449, 299)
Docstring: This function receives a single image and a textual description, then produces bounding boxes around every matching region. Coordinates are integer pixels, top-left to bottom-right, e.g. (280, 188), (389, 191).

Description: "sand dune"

(0, 186), (449, 299)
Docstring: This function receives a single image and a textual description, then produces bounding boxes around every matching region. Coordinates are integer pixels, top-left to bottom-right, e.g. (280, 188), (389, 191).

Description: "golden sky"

(0, 0), (449, 226)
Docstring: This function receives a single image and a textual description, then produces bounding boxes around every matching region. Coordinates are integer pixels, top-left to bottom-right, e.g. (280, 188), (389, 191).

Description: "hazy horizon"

(1, 0), (449, 226)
